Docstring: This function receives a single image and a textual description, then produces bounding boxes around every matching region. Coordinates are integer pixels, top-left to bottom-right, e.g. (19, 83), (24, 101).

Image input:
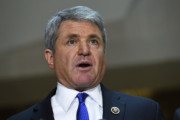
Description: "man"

(174, 108), (180, 120)
(8, 6), (165, 120)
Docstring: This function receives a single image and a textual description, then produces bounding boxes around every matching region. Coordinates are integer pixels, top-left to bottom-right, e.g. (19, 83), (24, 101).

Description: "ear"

(45, 49), (54, 70)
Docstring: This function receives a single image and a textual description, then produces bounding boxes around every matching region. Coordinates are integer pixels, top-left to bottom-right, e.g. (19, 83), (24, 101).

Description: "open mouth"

(76, 61), (92, 71)
(78, 63), (92, 68)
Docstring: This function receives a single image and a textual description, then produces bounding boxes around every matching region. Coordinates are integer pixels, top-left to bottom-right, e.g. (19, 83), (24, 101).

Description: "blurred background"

(0, 0), (180, 119)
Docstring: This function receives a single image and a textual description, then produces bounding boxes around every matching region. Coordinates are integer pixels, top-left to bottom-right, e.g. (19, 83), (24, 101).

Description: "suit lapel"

(31, 88), (56, 120)
(101, 84), (126, 120)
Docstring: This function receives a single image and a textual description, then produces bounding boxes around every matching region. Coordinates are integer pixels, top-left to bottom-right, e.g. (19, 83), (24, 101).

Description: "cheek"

(63, 49), (77, 67)
(94, 52), (105, 69)
(54, 50), (76, 77)
(54, 49), (69, 67)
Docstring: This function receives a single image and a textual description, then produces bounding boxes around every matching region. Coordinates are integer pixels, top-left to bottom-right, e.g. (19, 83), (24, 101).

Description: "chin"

(75, 81), (92, 87)
(72, 74), (97, 90)
(74, 84), (93, 92)
(73, 80), (95, 91)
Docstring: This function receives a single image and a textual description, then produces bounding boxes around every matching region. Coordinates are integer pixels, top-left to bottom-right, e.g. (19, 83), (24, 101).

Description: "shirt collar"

(55, 82), (78, 112)
(85, 84), (102, 108)
(55, 82), (102, 112)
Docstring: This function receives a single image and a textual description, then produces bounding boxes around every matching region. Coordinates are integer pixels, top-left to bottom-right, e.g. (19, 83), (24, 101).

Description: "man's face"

(45, 20), (106, 91)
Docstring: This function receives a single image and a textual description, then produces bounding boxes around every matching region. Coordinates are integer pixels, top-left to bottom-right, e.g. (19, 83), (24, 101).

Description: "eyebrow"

(67, 34), (79, 39)
(66, 34), (102, 40)
(89, 34), (102, 40)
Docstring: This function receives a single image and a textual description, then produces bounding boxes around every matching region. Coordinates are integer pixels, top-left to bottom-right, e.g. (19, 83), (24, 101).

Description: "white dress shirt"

(51, 82), (103, 120)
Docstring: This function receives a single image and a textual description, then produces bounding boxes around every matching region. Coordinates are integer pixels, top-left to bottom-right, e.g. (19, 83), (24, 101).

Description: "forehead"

(58, 20), (103, 37)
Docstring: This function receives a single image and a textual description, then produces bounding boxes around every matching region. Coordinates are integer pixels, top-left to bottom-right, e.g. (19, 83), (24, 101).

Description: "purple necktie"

(77, 93), (89, 120)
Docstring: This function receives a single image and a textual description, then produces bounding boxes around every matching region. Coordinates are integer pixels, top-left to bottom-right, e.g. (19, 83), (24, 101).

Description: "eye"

(67, 40), (76, 45)
(90, 39), (98, 45)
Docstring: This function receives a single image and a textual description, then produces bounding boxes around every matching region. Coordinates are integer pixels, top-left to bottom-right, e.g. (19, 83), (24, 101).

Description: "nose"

(78, 42), (90, 56)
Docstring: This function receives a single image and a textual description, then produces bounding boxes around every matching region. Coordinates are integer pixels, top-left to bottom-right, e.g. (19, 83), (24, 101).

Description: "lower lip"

(76, 66), (92, 71)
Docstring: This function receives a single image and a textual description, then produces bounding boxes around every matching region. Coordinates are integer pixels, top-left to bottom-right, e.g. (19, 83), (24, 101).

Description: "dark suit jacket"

(174, 108), (180, 120)
(7, 84), (165, 120)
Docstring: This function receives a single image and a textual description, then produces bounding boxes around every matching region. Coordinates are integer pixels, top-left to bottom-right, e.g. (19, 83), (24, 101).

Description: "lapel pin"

(111, 107), (120, 114)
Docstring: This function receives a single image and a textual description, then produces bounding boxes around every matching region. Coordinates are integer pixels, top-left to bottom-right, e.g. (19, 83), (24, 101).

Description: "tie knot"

(77, 93), (88, 103)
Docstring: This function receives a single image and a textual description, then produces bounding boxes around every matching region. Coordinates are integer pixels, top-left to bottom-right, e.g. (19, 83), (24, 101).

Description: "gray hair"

(45, 6), (107, 53)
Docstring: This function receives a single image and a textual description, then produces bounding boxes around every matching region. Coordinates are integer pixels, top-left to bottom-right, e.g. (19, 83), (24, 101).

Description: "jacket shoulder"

(7, 88), (56, 120)
(101, 85), (165, 120)
(119, 92), (157, 104)
(7, 104), (37, 120)
(102, 84), (157, 105)
(112, 91), (159, 110)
